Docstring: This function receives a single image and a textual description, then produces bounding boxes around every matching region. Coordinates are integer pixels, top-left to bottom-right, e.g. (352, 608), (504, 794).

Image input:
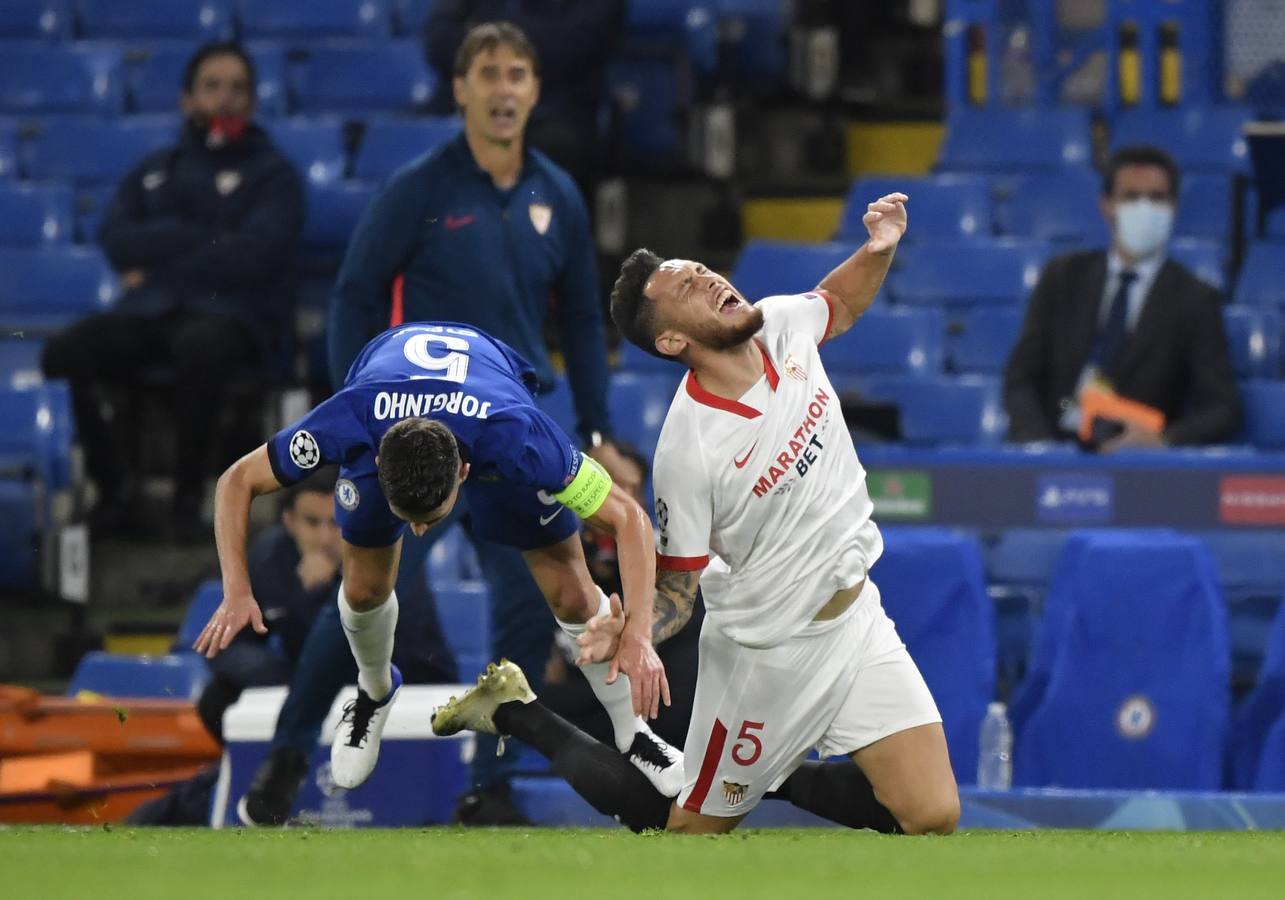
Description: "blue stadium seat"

(984, 528), (1069, 587)
(716, 0), (787, 88)
(616, 340), (677, 375)
(0, 246), (119, 334)
(820, 307), (943, 376)
(1255, 712), (1285, 790)
(176, 580), (224, 649)
(72, 183), (116, 244)
(0, 44), (123, 114)
(1223, 306), (1282, 379)
(265, 117), (347, 184)
(1168, 237), (1226, 291)
(78, 0), (232, 39)
(604, 58), (682, 167)
(0, 382), (77, 490)
(994, 169), (1110, 245)
(67, 651), (209, 700)
(840, 175), (992, 243)
(859, 375), (1005, 445)
(0, 183), (74, 245)
(392, 0), (435, 35)
(0, 337), (45, 389)
(238, 0), (392, 38)
(0, 479), (39, 587)
(434, 580), (490, 657)
(1197, 530), (1285, 697)
(0, 0), (71, 39)
(301, 180), (377, 249)
(353, 116), (460, 180)
(1266, 206), (1285, 241)
(25, 115), (177, 185)
(295, 41), (435, 113)
(938, 108), (1093, 172)
(1234, 241), (1285, 310)
(0, 123), (17, 180)
(1175, 172), (1234, 241)
(729, 240), (856, 303)
(1111, 106), (1252, 174)
(426, 523), (482, 589)
(888, 240), (1050, 308)
(609, 371), (682, 458)
(1013, 531), (1229, 789)
(1241, 380), (1285, 450)
(130, 42), (288, 116)
(949, 307), (1023, 374)
(873, 527), (996, 784)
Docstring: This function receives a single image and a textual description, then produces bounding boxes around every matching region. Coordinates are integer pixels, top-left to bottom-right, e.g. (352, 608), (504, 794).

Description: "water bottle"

(977, 701), (1013, 790)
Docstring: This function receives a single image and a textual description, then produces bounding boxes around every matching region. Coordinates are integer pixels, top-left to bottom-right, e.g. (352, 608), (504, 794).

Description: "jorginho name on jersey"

(264, 323), (590, 549)
(652, 291), (884, 649)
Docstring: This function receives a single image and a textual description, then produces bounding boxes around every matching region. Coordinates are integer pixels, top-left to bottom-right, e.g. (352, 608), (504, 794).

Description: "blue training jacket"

(326, 132), (611, 445)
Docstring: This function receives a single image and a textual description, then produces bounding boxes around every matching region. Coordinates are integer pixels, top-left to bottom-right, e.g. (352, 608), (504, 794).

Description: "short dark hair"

(284, 467), (338, 510)
(610, 248), (666, 359)
(182, 41), (257, 96)
(1101, 145), (1180, 198)
(376, 419), (460, 518)
(453, 21), (540, 78)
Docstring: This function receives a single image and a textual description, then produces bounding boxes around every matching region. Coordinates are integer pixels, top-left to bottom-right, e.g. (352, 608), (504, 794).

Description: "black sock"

(493, 700), (671, 833)
(766, 761), (903, 833)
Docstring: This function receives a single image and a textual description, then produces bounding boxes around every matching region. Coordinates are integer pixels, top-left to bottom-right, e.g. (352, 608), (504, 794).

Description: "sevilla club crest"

(529, 202), (552, 235)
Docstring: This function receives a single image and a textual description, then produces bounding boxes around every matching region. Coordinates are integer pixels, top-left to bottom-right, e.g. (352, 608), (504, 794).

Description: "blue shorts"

(333, 467), (580, 551)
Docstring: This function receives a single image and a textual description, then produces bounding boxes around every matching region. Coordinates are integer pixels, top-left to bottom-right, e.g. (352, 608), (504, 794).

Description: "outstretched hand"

(863, 192), (909, 254)
(576, 593), (672, 719)
(192, 591), (267, 659)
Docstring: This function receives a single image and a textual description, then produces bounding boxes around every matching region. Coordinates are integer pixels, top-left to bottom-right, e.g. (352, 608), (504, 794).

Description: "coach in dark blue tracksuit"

(241, 22), (625, 827)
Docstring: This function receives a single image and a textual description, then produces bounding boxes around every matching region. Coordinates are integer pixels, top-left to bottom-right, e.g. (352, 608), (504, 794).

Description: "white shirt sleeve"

(753, 290), (836, 345)
(652, 438), (713, 571)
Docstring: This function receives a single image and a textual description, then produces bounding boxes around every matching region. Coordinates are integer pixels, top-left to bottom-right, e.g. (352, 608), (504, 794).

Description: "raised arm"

(817, 191), (908, 339)
(193, 444), (283, 658)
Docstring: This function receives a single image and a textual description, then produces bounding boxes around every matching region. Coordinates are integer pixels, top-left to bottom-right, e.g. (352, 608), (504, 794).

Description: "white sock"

(558, 588), (645, 752)
(338, 584), (398, 701)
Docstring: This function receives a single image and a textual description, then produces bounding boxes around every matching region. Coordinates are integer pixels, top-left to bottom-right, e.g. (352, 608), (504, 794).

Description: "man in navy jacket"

(42, 42), (304, 533)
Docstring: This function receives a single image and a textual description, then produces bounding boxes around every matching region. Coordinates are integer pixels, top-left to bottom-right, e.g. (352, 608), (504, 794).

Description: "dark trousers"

(267, 517), (553, 793)
(40, 307), (261, 502)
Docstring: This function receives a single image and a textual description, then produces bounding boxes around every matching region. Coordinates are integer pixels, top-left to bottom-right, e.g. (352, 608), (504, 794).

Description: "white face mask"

(1115, 199), (1174, 258)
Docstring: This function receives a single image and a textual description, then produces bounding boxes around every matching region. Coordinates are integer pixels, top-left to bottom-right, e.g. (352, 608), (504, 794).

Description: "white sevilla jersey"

(653, 290), (883, 649)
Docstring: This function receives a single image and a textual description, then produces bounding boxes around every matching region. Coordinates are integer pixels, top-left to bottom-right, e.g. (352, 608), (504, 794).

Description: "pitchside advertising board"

(211, 686), (471, 828)
(863, 454), (1285, 530)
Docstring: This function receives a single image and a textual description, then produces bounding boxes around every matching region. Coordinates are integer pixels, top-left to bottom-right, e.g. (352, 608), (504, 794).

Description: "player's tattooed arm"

(652, 568), (701, 645)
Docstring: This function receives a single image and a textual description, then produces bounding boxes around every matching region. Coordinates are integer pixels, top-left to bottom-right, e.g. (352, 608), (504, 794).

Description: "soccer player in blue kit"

(193, 322), (683, 795)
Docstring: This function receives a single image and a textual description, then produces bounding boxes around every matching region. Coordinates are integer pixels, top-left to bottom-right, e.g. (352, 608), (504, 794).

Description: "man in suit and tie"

(1003, 145), (1241, 451)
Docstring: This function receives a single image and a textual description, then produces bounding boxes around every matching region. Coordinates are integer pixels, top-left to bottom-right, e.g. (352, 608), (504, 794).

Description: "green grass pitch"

(2, 827), (1284, 900)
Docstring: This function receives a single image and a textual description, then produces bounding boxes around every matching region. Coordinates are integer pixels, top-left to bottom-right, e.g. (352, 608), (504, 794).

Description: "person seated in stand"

(1003, 145), (1240, 451)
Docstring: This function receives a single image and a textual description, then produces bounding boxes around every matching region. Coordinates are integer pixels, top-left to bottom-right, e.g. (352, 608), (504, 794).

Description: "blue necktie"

(1091, 269), (1136, 377)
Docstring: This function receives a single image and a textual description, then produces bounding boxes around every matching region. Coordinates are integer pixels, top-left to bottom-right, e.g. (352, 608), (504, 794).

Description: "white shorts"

(676, 577), (941, 818)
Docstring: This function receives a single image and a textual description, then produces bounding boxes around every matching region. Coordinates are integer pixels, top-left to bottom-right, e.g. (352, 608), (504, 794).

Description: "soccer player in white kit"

(434, 192), (959, 835)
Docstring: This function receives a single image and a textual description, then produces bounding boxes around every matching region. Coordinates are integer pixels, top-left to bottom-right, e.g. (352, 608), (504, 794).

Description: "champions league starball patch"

(289, 430), (321, 469)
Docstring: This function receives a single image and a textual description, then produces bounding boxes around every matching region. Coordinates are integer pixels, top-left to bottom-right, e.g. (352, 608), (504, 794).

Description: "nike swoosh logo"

(444, 214), (476, 230)
(539, 507), (563, 526)
(733, 442), (758, 468)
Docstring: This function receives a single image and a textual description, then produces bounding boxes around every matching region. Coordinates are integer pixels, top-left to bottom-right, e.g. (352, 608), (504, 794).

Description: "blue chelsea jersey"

(266, 323), (581, 492)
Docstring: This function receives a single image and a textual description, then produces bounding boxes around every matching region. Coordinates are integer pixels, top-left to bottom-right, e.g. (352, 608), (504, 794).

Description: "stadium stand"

(293, 40), (435, 113)
(1229, 599), (1285, 789)
(77, 0), (233, 40)
(23, 115), (177, 186)
(433, 580), (491, 684)
(1223, 306), (1282, 379)
(0, 43), (124, 114)
(937, 108), (1093, 173)
(0, 123), (17, 180)
(1110, 106), (1253, 174)
(839, 175), (993, 243)
(948, 308), (1023, 375)
(858, 375), (1005, 445)
(992, 169), (1109, 246)
(236, 0), (392, 40)
(729, 241), (860, 303)
(0, 245), (119, 335)
(0, 182), (74, 245)
(265, 117), (348, 184)
(0, 0), (72, 40)
(353, 116), (460, 181)
(128, 41), (289, 116)
(820, 307), (944, 377)
(1234, 241), (1285, 310)
(66, 650), (210, 700)
(887, 240), (1050, 308)
(608, 372), (682, 459)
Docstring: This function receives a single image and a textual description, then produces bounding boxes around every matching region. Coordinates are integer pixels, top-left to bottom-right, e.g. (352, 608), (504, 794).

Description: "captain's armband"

(553, 453), (613, 518)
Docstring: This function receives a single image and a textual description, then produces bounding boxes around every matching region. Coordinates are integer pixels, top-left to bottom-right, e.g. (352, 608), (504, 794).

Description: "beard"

(691, 305), (765, 352)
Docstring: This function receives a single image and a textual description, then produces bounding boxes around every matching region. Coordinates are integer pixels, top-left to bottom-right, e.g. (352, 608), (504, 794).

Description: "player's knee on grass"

(896, 786), (960, 836)
(665, 804), (743, 834)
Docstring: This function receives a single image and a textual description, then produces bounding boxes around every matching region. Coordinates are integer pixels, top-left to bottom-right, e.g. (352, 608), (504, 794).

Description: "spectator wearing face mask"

(41, 41), (305, 536)
(1003, 145), (1241, 451)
